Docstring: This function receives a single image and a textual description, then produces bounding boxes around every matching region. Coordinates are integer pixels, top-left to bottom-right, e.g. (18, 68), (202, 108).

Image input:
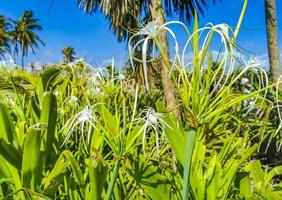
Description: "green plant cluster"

(0, 11), (282, 200)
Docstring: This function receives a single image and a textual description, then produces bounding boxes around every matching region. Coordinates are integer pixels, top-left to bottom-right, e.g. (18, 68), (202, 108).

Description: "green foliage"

(62, 46), (76, 64)
(233, 160), (282, 199)
(0, 3), (282, 199)
(1, 58), (281, 199)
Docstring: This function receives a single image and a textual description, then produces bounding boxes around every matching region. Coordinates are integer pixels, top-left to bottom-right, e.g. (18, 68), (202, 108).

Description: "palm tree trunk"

(150, 0), (180, 120)
(21, 53), (24, 70)
(264, 0), (282, 83)
(264, 0), (281, 167)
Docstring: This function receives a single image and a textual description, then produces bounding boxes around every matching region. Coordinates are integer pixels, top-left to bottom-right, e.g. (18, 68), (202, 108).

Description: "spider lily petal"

(59, 106), (96, 153)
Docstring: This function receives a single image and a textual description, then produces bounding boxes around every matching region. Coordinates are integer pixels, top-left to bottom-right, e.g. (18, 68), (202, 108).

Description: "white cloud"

(252, 54), (269, 69)
(27, 48), (62, 65)
(249, 51), (282, 70)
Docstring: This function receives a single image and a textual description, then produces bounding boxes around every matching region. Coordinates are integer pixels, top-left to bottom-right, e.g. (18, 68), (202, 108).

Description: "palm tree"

(264, 0), (282, 84)
(0, 14), (11, 59)
(62, 46), (76, 63)
(11, 10), (45, 69)
(77, 0), (217, 119)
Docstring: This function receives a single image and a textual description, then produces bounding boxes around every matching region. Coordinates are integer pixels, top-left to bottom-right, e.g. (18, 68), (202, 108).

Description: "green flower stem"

(105, 158), (121, 200)
(183, 128), (197, 200)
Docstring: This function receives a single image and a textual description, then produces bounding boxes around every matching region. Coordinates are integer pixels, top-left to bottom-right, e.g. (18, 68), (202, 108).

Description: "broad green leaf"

(237, 172), (252, 198)
(127, 156), (171, 200)
(0, 103), (17, 144)
(17, 121), (26, 147)
(245, 160), (265, 194)
(163, 116), (186, 165)
(38, 67), (61, 96)
(40, 92), (57, 167)
(266, 166), (282, 184)
(21, 127), (42, 191)
(0, 155), (24, 199)
(0, 138), (22, 170)
(101, 105), (120, 137)
(43, 150), (85, 198)
(125, 125), (143, 153)
(86, 152), (108, 200)
(42, 151), (69, 198)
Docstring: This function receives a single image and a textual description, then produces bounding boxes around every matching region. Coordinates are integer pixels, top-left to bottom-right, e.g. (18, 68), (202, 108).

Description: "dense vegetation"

(0, 10), (282, 199)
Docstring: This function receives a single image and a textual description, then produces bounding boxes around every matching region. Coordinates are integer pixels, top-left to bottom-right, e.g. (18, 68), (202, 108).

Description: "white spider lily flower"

(54, 91), (59, 97)
(70, 95), (78, 103)
(231, 58), (269, 117)
(106, 71), (128, 87)
(128, 19), (185, 91)
(147, 111), (161, 125)
(241, 77), (250, 85)
(111, 72), (127, 83)
(89, 70), (104, 85)
(60, 106), (96, 153)
(135, 108), (168, 155)
(243, 88), (251, 94)
(94, 87), (101, 94)
(93, 87), (104, 96)
(68, 95), (79, 107)
(181, 22), (237, 97)
(88, 86), (104, 97)
(242, 100), (249, 107)
(139, 20), (159, 37)
(118, 73), (125, 81)
(248, 101), (255, 107)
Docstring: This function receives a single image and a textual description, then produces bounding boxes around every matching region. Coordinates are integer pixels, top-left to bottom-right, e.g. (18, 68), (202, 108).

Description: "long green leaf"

(127, 156), (171, 200)
(21, 127), (42, 191)
(43, 150), (85, 198)
(183, 128), (197, 200)
(0, 138), (22, 170)
(163, 116), (186, 165)
(86, 152), (108, 200)
(40, 92), (57, 168)
(0, 102), (17, 144)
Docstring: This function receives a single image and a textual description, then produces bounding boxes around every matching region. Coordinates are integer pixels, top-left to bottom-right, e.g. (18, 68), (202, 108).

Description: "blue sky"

(1, 0), (281, 66)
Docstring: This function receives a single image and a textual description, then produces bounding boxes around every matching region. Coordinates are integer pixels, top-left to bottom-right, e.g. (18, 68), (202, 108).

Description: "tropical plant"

(0, 13), (11, 58)
(11, 10), (45, 69)
(233, 160), (282, 199)
(62, 46), (76, 64)
(77, 0), (218, 119)
(0, 1), (282, 200)
(0, 53), (281, 200)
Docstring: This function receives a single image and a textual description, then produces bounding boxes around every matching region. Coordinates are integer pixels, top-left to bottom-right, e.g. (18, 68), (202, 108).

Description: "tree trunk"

(150, 0), (180, 120)
(265, 0), (282, 83)
(21, 53), (24, 70)
(264, 0), (281, 167)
